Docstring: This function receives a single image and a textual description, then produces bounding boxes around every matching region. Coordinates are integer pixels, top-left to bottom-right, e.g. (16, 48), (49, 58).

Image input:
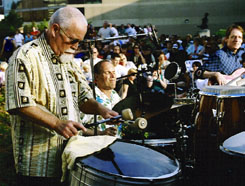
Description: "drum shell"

(69, 141), (181, 186)
(194, 93), (245, 169)
(195, 94), (245, 146)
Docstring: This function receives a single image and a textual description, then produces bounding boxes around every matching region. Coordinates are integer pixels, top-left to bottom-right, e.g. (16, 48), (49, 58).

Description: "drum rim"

(165, 62), (181, 80)
(74, 139), (181, 181)
(220, 145), (245, 158)
(199, 91), (245, 97)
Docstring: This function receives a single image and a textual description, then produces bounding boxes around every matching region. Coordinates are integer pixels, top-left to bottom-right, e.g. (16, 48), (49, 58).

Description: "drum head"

(77, 141), (180, 179)
(220, 132), (245, 157)
(200, 85), (245, 97)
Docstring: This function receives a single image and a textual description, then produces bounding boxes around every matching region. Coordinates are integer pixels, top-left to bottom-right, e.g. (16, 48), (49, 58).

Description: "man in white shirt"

(111, 53), (127, 78)
(97, 21), (111, 43)
(14, 29), (24, 48)
(83, 60), (121, 136)
(109, 23), (119, 37)
(83, 47), (102, 66)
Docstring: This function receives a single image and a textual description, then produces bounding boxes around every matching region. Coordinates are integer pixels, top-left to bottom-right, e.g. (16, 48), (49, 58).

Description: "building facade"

(3, 0), (245, 36)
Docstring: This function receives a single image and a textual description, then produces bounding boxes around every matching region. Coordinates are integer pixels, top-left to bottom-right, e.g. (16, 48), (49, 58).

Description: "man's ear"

(94, 74), (99, 83)
(51, 24), (59, 38)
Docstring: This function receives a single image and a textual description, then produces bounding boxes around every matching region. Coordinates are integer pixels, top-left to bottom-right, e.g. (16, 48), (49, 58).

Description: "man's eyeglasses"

(60, 27), (81, 44)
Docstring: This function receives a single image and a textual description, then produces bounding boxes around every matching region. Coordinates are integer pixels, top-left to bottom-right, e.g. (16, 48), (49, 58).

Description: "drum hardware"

(216, 98), (225, 127)
(170, 102), (196, 182)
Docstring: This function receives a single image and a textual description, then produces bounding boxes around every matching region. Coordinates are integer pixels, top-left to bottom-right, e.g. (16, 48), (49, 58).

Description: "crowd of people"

(1, 5), (245, 186)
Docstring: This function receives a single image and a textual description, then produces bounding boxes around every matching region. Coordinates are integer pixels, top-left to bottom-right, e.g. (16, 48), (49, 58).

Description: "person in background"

(24, 32), (34, 43)
(158, 52), (170, 70)
(0, 62), (8, 88)
(0, 32), (15, 62)
(241, 53), (245, 68)
(83, 47), (102, 66)
(186, 37), (204, 59)
(97, 21), (111, 43)
(129, 44), (146, 67)
(5, 7), (118, 186)
(14, 29), (24, 48)
(147, 67), (168, 94)
(106, 44), (121, 60)
(120, 44), (131, 58)
(195, 24), (245, 85)
(119, 53), (137, 71)
(82, 64), (92, 83)
(83, 60), (121, 137)
(121, 68), (138, 99)
(191, 61), (208, 90)
(30, 26), (40, 38)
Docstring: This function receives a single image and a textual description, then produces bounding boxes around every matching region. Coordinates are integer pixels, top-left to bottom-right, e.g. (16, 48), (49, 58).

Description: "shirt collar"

(223, 45), (242, 56)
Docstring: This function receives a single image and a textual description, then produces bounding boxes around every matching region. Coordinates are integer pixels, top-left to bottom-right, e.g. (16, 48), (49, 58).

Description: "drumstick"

(85, 108), (133, 127)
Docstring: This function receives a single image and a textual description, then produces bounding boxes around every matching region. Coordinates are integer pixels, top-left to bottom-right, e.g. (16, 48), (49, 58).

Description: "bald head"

(46, 7), (88, 56)
(49, 7), (87, 30)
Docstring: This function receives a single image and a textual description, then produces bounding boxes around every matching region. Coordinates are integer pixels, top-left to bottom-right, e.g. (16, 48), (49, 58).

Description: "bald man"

(5, 7), (118, 185)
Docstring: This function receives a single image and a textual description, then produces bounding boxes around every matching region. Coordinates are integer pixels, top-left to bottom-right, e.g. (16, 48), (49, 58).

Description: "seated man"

(83, 60), (122, 137)
(195, 24), (245, 85)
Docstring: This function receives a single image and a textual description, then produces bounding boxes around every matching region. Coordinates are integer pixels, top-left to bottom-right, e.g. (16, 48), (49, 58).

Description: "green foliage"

(0, 88), (15, 185)
(0, 88), (11, 146)
(24, 19), (49, 34)
(215, 29), (226, 37)
(38, 19), (49, 32)
(0, 10), (23, 37)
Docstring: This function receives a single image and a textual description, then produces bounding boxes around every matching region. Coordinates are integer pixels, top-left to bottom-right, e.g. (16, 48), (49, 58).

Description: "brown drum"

(194, 86), (245, 170)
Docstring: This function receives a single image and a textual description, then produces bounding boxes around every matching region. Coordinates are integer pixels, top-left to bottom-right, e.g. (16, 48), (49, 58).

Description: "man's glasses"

(60, 27), (81, 44)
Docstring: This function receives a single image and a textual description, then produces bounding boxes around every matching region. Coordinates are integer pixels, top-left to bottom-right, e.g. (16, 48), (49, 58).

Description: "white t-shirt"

(14, 33), (24, 47)
(115, 65), (128, 78)
(83, 57), (102, 66)
(98, 27), (111, 38)
(121, 61), (137, 72)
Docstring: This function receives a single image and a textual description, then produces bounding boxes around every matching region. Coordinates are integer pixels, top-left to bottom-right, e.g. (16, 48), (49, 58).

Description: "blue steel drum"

(69, 141), (181, 186)
(219, 132), (245, 185)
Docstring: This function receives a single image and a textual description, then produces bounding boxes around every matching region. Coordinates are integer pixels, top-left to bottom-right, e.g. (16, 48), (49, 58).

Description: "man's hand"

(54, 120), (87, 139)
(100, 127), (117, 136)
(214, 72), (228, 85)
(99, 106), (119, 120)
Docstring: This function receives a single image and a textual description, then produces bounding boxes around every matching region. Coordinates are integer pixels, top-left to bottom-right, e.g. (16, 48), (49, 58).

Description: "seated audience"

(147, 68), (167, 94)
(119, 53), (137, 71)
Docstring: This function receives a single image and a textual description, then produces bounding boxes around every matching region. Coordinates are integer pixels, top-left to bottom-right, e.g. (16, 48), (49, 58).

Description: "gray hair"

(49, 6), (87, 29)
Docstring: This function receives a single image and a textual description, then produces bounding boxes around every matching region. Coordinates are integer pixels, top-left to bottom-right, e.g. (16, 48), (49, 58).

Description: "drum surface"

(79, 141), (179, 179)
(221, 131), (245, 156)
(200, 85), (245, 97)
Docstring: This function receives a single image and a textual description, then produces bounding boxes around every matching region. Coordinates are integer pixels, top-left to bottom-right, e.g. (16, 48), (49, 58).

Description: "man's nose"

(71, 42), (79, 50)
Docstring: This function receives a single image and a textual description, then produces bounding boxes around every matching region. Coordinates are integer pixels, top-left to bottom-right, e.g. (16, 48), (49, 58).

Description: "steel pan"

(69, 140), (181, 186)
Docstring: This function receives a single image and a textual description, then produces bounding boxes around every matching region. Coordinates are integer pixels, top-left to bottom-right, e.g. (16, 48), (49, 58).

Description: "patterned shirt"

(5, 33), (93, 178)
(196, 46), (244, 78)
(83, 86), (121, 134)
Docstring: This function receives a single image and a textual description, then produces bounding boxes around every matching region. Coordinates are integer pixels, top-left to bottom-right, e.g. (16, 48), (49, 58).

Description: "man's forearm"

(18, 106), (60, 130)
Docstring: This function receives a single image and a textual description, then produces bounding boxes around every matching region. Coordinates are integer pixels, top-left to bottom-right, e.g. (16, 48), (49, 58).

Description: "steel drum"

(69, 140), (181, 186)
